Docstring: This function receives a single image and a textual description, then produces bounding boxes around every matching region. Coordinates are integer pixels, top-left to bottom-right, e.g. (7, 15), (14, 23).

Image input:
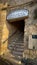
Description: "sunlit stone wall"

(24, 4), (37, 58)
(0, 1), (37, 58)
(0, 3), (9, 55)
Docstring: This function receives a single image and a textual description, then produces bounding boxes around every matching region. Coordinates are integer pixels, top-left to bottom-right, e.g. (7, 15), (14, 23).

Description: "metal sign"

(32, 35), (37, 39)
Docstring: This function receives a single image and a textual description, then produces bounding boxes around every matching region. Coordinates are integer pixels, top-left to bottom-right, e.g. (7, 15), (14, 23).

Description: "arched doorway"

(7, 9), (29, 58)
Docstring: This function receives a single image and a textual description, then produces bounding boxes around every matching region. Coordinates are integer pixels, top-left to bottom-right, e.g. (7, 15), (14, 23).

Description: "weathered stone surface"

(0, 3), (9, 55)
(0, 0), (37, 59)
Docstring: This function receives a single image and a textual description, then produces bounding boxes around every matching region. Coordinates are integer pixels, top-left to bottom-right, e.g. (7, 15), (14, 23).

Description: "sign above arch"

(7, 9), (29, 22)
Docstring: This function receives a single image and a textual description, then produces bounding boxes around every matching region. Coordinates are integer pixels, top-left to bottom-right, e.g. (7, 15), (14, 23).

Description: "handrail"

(2, 30), (24, 44)
(2, 30), (18, 44)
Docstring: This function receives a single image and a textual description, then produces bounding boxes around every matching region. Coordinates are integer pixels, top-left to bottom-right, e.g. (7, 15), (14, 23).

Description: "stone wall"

(24, 3), (37, 58)
(0, 3), (20, 55)
(0, 3), (9, 55)
(25, 4), (37, 47)
(0, 1), (37, 59)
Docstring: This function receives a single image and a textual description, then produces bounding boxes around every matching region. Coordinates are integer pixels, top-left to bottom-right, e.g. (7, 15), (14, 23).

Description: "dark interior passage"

(8, 20), (25, 43)
(8, 20), (25, 57)
(9, 20), (25, 33)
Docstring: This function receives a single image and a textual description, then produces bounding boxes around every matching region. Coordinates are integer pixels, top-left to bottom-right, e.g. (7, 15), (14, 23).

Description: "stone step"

(13, 48), (24, 52)
(9, 31), (22, 42)
(8, 42), (24, 50)
(10, 32), (23, 42)
(9, 43), (24, 47)
(13, 51), (23, 56)
(14, 45), (24, 48)
(9, 46), (24, 50)
(2, 51), (22, 65)
(11, 56), (21, 61)
(9, 43), (24, 46)
(10, 38), (23, 43)
(12, 43), (24, 45)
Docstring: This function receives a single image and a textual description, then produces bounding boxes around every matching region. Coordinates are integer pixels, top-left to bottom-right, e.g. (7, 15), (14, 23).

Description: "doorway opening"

(8, 20), (25, 43)
(8, 19), (25, 57)
(8, 19), (25, 56)
(13, 20), (24, 42)
(12, 20), (24, 32)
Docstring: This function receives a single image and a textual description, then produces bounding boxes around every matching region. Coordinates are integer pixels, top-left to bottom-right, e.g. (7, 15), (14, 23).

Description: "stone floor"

(0, 57), (13, 65)
(1, 50), (23, 65)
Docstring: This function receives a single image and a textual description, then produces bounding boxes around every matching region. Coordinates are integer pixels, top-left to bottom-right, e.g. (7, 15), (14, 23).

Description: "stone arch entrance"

(0, 4), (29, 56)
(7, 9), (29, 58)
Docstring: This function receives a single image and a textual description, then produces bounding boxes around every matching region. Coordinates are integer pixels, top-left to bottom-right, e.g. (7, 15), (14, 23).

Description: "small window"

(32, 35), (37, 39)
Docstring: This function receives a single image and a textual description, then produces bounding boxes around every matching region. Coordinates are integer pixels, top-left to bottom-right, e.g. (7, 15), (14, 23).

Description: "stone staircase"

(8, 30), (24, 59)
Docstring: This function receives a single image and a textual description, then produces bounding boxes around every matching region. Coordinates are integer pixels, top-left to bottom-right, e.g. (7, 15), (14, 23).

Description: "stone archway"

(7, 9), (29, 58)
(0, 4), (29, 56)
